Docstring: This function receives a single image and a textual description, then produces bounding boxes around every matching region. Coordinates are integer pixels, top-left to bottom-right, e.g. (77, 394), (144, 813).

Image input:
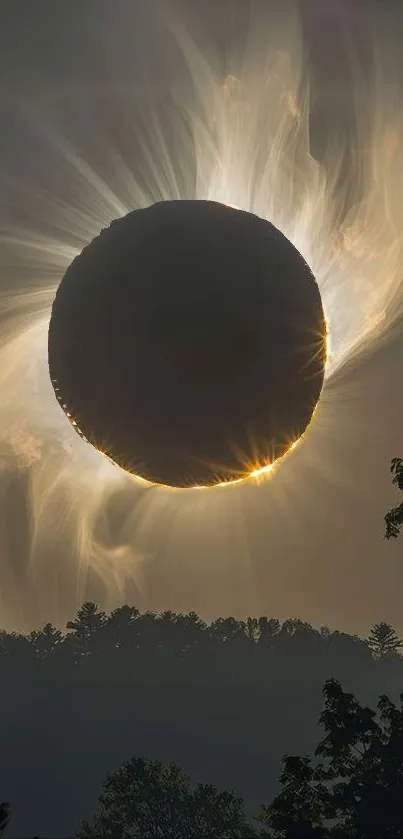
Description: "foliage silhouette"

(258, 678), (403, 838)
(385, 457), (403, 538)
(76, 756), (255, 838)
(367, 622), (403, 659)
(0, 804), (11, 838)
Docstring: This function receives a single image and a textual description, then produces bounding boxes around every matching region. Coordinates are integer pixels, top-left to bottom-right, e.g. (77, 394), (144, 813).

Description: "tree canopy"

(259, 678), (403, 838)
(385, 457), (403, 538)
(0, 804), (11, 838)
(77, 756), (254, 839)
(367, 622), (403, 658)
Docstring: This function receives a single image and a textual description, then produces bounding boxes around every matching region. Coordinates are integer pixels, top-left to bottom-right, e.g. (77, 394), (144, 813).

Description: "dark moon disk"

(48, 200), (327, 488)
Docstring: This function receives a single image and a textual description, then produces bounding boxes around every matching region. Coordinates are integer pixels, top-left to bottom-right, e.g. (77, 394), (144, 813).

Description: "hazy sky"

(1, 0), (403, 636)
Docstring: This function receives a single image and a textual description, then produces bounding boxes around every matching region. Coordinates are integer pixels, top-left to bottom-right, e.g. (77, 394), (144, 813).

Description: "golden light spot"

(250, 463), (274, 479)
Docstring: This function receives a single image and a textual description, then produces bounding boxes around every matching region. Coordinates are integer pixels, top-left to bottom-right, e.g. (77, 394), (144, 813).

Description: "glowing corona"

(0, 1), (402, 624)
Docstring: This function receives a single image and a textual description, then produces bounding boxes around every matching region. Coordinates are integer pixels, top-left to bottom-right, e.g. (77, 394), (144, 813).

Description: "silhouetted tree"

(258, 756), (328, 838)
(245, 617), (259, 643)
(155, 610), (207, 654)
(66, 601), (106, 640)
(76, 756), (255, 838)
(29, 622), (63, 660)
(258, 678), (403, 838)
(65, 601), (106, 662)
(257, 618), (281, 648)
(209, 617), (247, 646)
(92, 604), (140, 659)
(385, 457), (403, 538)
(367, 622), (403, 659)
(278, 620), (321, 650)
(170, 610), (208, 653)
(0, 803), (11, 837)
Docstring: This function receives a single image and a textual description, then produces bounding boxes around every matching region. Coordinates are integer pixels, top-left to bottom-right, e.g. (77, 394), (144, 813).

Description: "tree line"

(1, 602), (402, 668)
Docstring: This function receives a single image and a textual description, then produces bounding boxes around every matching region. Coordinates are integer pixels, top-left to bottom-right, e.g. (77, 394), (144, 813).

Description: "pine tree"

(367, 622), (403, 658)
(29, 622), (63, 659)
(66, 602), (106, 640)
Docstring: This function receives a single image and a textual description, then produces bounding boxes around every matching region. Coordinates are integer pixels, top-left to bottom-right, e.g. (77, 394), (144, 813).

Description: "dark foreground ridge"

(0, 605), (402, 837)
